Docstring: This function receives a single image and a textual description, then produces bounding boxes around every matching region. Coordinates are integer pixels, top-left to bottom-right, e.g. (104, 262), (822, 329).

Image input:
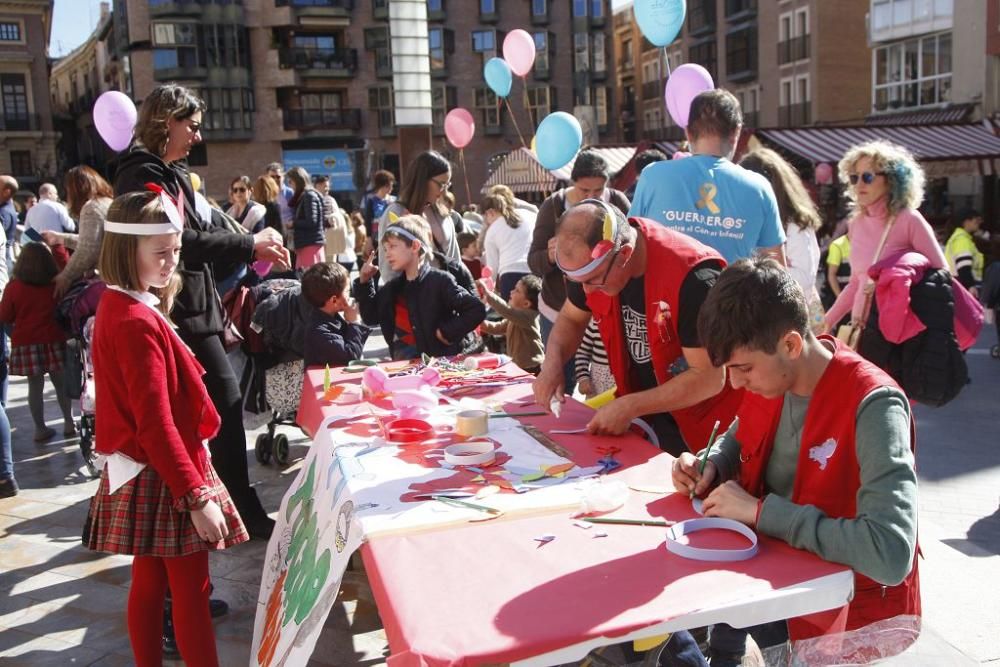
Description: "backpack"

(860, 268), (968, 407)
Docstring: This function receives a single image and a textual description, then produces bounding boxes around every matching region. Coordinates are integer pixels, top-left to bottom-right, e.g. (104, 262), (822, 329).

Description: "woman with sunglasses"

(227, 176), (267, 234)
(824, 141), (946, 331)
(376, 150), (461, 283)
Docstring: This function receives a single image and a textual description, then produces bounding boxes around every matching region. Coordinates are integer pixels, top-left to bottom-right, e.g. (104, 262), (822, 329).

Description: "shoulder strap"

(857, 214), (897, 326)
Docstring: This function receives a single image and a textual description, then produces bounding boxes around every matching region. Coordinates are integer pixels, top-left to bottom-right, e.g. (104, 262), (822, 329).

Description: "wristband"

(664, 518), (759, 562)
(176, 486), (213, 512)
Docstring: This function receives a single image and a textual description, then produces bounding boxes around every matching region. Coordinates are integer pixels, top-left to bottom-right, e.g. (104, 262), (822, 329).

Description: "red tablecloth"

(297, 364), (852, 666)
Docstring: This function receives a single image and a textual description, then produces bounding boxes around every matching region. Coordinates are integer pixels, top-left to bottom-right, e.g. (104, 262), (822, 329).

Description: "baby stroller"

(56, 279), (107, 477)
(226, 278), (310, 466)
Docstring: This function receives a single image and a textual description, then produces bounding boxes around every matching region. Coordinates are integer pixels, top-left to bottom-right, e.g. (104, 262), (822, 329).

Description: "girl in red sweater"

(85, 190), (247, 666)
(0, 242), (74, 441)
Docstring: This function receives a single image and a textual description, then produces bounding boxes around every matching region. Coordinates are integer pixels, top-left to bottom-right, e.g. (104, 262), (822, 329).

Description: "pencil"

(582, 517), (676, 527)
(489, 411), (547, 418)
(691, 419), (721, 499)
(431, 495), (502, 515)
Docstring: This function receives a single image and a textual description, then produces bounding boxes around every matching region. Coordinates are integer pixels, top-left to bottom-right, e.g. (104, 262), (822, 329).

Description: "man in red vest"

(674, 257), (920, 663)
(532, 200), (743, 457)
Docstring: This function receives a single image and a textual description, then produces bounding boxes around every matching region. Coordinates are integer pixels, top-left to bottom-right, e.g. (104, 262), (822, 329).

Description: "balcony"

(372, 0), (387, 20)
(778, 34), (810, 65)
(279, 46), (358, 76)
(276, 0), (354, 17)
(869, 0), (952, 44)
(150, 0), (245, 19)
(0, 114), (41, 132)
(642, 80), (661, 100)
(778, 102), (811, 127)
(283, 107), (362, 131)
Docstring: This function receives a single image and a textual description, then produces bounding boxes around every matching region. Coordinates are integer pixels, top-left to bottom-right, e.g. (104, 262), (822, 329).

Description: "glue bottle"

(463, 353), (510, 370)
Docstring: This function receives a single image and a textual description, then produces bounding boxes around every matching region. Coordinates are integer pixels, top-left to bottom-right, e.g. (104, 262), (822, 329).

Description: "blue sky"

(51, 0), (107, 57)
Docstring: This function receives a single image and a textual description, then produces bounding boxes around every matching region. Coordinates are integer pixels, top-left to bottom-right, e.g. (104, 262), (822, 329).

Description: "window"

(527, 86), (552, 120)
(689, 38), (717, 81)
(688, 0), (717, 35)
(574, 33), (590, 71)
(472, 30), (496, 53)
(9, 150), (32, 176)
(1, 74), (29, 127)
(592, 33), (606, 73)
(428, 0), (442, 10)
(532, 0), (547, 17)
(151, 22), (249, 72)
(622, 39), (633, 68)
(196, 87), (254, 132)
(573, 0), (587, 18)
(591, 0), (604, 19)
(429, 28), (445, 72)
(724, 0), (756, 18)
(726, 25), (757, 79)
(533, 32), (550, 73)
(873, 31), (951, 111)
(0, 22), (21, 41)
(432, 85), (457, 131)
(778, 7), (809, 64)
(595, 86), (608, 126)
(369, 85), (395, 132)
(365, 27), (391, 76)
(474, 87), (501, 128)
(480, 0), (495, 15)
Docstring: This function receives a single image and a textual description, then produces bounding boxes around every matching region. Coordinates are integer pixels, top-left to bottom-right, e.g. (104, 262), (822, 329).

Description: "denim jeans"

(539, 314), (576, 394)
(0, 404), (12, 480)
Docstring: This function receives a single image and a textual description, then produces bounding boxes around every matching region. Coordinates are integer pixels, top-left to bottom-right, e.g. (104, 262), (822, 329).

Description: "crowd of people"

(0, 81), (994, 666)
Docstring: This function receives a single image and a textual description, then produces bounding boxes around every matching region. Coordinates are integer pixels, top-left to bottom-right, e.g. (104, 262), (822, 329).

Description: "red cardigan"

(0, 279), (67, 346)
(93, 289), (221, 501)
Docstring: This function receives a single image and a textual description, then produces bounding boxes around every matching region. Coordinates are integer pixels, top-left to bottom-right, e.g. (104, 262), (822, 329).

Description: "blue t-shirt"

(628, 155), (785, 263)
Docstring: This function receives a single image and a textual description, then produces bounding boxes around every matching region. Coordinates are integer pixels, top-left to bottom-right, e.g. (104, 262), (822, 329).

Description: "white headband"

(104, 186), (185, 236)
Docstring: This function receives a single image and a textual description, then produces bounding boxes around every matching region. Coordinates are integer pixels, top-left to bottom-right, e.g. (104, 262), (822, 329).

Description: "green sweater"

(706, 387), (917, 586)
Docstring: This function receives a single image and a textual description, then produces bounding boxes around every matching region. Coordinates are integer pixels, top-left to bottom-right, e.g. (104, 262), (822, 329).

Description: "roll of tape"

(444, 441), (496, 467)
(455, 409), (489, 437)
(664, 518), (759, 562)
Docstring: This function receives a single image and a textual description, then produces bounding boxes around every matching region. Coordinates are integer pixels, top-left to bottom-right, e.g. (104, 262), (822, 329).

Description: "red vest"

(736, 337), (921, 640)
(586, 218), (744, 449)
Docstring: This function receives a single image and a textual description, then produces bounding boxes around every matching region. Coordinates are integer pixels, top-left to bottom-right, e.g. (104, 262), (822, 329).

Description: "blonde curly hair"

(838, 140), (925, 216)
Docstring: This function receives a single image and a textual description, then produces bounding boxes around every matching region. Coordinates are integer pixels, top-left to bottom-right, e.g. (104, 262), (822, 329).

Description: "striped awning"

(481, 145), (638, 194)
(480, 147), (557, 194)
(755, 124), (1000, 166)
(653, 140), (683, 156)
(866, 104), (973, 126)
(550, 145), (638, 181)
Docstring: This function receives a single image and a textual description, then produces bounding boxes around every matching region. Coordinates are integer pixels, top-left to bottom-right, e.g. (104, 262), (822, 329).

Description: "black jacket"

(112, 146), (255, 337)
(292, 189), (325, 249)
(354, 264), (486, 358)
(303, 309), (370, 368)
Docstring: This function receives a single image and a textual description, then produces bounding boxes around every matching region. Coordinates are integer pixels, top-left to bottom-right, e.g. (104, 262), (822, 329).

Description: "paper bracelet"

(664, 517), (759, 562)
(455, 409), (489, 437)
(384, 418), (435, 444)
(443, 441), (496, 467)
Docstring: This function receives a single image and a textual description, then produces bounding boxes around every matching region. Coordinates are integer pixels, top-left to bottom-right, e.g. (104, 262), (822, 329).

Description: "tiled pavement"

(1, 330), (997, 666)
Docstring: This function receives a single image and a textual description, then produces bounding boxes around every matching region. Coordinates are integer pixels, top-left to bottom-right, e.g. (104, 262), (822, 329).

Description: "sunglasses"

(231, 187), (247, 193)
(431, 177), (451, 190)
(848, 171), (885, 185)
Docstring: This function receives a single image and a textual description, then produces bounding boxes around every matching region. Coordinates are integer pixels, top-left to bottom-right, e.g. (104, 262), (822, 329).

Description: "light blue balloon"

(483, 57), (513, 98)
(535, 112), (582, 171)
(635, 0), (686, 47)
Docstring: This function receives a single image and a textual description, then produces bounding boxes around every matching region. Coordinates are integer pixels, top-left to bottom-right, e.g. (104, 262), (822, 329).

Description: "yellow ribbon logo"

(696, 183), (720, 214)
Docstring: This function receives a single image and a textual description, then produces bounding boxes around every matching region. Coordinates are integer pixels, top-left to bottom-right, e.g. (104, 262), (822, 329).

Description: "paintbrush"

(691, 419), (721, 499)
(431, 495), (502, 515)
(582, 517), (676, 527)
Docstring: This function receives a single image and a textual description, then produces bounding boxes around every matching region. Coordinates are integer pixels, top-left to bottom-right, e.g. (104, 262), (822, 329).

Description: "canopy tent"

(481, 146), (638, 194)
(754, 123), (1000, 177)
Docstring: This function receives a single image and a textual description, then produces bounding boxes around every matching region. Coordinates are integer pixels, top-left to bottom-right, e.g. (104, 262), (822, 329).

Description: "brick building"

(64, 0), (618, 207)
(612, 0), (872, 143)
(0, 0), (59, 192)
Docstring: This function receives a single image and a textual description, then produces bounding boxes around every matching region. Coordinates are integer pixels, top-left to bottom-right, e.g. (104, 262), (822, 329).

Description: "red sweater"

(0, 280), (67, 346)
(93, 289), (221, 501)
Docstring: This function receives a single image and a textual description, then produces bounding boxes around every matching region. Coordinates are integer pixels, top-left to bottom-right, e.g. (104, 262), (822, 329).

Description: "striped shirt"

(575, 319), (609, 382)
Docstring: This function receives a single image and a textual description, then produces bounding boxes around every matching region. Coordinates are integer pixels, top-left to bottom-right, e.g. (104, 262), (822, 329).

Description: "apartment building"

(59, 0), (618, 205)
(0, 0), (59, 191)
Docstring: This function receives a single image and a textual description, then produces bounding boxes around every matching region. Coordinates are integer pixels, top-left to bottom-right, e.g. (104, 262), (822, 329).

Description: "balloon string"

(522, 77), (536, 130)
(459, 148), (473, 207)
(503, 97), (528, 149)
(662, 46), (673, 79)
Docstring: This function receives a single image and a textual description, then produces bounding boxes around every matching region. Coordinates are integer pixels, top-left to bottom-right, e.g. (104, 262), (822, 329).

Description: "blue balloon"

(635, 0), (686, 47)
(535, 112), (582, 171)
(483, 57), (513, 98)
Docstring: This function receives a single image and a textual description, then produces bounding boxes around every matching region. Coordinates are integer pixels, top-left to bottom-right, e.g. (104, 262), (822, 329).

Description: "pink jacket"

(869, 251), (984, 350)
(825, 199), (946, 327)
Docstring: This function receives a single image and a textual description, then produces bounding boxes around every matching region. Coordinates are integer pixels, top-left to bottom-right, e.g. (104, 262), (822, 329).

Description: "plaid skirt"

(9, 342), (65, 376)
(86, 461), (249, 557)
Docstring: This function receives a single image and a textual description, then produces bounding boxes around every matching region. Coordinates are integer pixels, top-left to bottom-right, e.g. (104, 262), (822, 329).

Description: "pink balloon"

(93, 91), (137, 152)
(672, 151), (692, 160)
(664, 64), (714, 129)
(503, 29), (536, 77)
(815, 162), (834, 185)
(444, 108), (475, 149)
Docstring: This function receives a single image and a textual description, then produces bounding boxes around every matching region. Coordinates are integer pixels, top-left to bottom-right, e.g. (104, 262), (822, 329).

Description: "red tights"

(128, 552), (218, 667)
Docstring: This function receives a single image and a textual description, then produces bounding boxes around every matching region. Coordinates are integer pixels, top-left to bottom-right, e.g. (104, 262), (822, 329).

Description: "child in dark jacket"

(301, 262), (370, 367)
(355, 214), (485, 360)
